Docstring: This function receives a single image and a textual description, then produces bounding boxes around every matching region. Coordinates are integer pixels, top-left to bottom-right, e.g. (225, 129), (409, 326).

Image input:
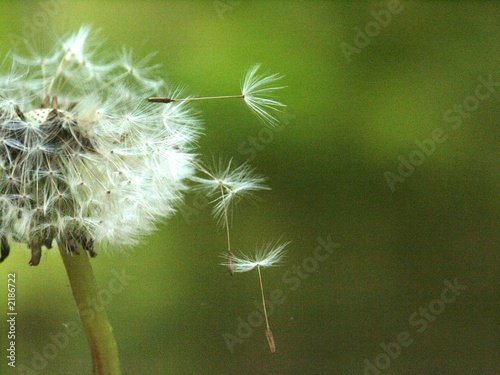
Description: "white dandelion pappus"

(223, 241), (288, 273)
(241, 64), (286, 127)
(192, 159), (270, 226)
(0, 26), (199, 265)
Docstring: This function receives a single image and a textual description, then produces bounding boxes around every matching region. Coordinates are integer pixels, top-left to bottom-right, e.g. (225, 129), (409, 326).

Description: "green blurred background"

(0, 1), (498, 374)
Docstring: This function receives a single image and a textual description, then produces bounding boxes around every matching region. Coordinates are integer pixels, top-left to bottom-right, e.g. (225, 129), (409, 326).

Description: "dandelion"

(223, 242), (288, 352)
(1, 26), (202, 374)
(1, 25), (286, 371)
(0, 26), (199, 267)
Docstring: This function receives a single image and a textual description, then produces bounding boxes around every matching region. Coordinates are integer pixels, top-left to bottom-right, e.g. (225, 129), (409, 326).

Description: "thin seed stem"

(257, 265), (276, 352)
(220, 185), (231, 253)
(191, 160), (236, 275)
(257, 265), (270, 330)
(148, 94), (244, 103)
(220, 185), (235, 276)
(58, 242), (121, 375)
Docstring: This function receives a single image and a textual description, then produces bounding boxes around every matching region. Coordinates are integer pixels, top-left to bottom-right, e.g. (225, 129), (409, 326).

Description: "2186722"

(8, 273), (16, 311)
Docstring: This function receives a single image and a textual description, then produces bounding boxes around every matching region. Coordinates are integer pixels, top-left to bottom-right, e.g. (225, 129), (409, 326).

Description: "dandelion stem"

(58, 243), (121, 375)
(148, 94), (244, 103)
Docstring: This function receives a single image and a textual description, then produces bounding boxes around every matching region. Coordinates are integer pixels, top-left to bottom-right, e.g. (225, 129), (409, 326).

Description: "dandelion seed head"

(0, 26), (199, 264)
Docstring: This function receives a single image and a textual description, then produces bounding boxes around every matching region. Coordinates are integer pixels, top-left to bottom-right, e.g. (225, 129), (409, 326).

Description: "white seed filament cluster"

(0, 27), (198, 264)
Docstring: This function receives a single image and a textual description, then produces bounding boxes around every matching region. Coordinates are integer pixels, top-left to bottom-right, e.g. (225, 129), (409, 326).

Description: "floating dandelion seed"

(223, 242), (288, 352)
(192, 159), (269, 275)
(148, 64), (285, 127)
(192, 159), (269, 225)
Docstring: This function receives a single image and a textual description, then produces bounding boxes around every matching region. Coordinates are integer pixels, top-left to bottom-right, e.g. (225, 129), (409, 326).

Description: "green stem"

(58, 243), (121, 375)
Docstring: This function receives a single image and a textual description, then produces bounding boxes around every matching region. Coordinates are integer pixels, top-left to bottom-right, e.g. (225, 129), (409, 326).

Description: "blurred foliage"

(0, 1), (498, 374)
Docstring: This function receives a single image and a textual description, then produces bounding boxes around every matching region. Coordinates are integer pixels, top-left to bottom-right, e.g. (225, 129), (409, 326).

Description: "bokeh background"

(0, 1), (498, 374)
